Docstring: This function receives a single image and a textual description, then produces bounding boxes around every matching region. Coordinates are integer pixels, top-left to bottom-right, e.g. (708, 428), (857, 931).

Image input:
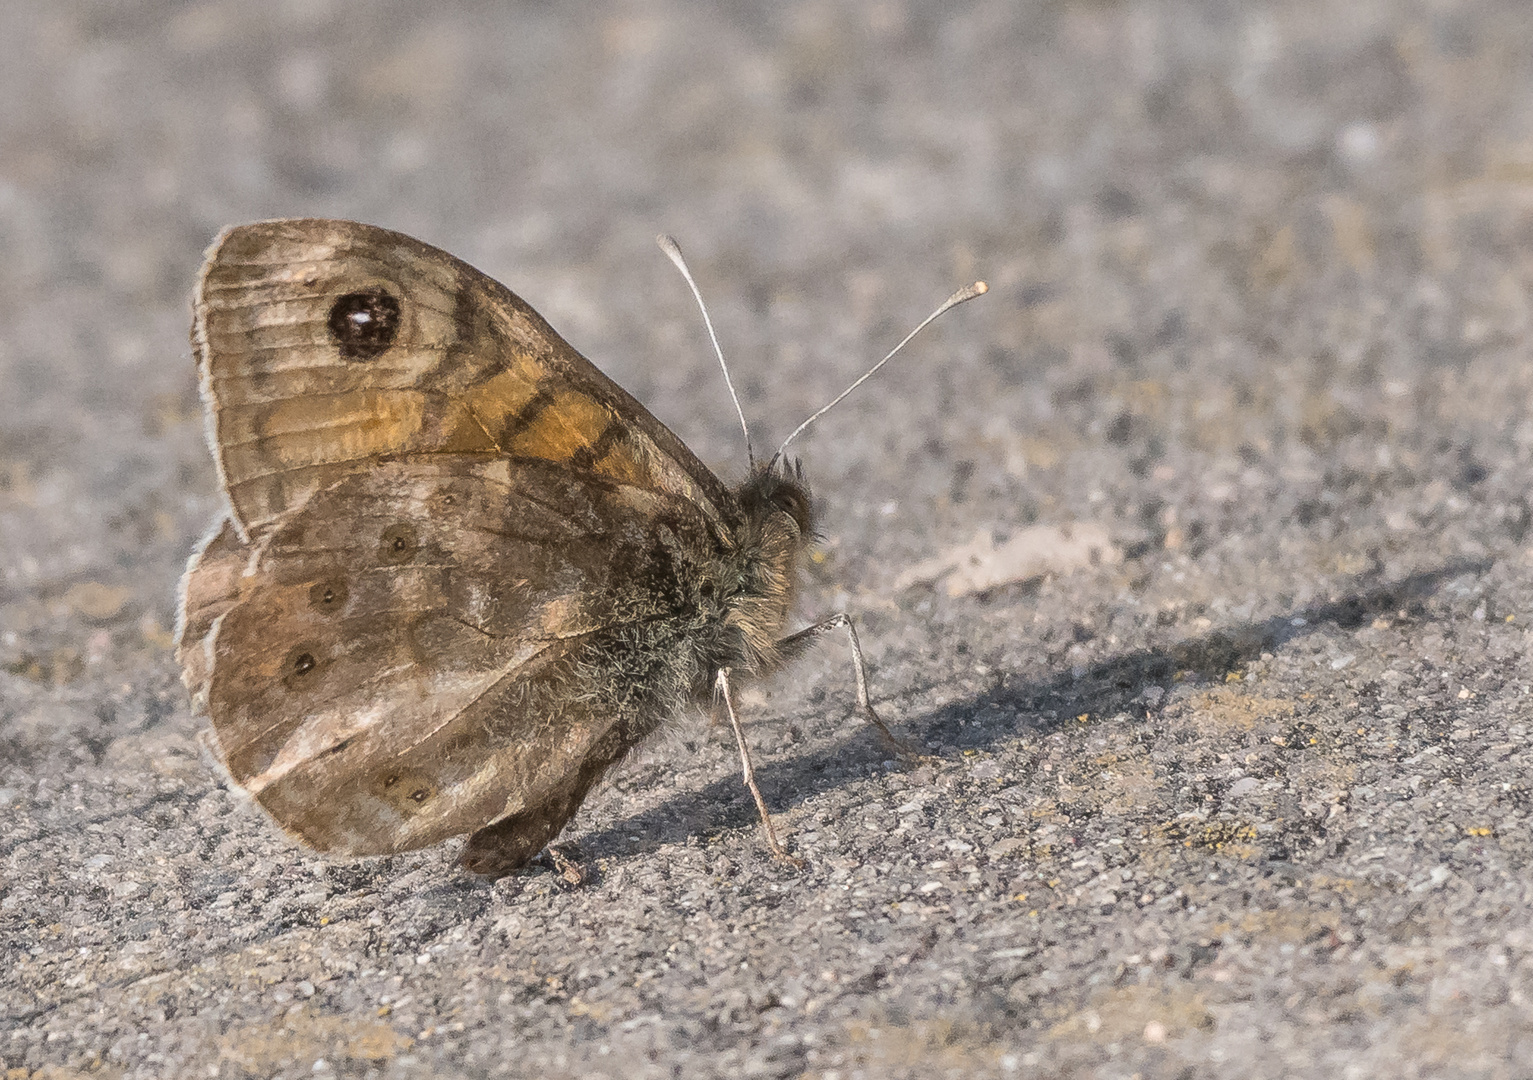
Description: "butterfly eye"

(378, 523), (420, 564)
(770, 488), (808, 526)
(699, 581), (715, 599)
(327, 288), (401, 360)
(308, 580), (349, 610)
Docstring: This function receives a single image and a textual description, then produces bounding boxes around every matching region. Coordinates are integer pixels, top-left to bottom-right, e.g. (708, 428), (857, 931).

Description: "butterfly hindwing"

(184, 455), (722, 856)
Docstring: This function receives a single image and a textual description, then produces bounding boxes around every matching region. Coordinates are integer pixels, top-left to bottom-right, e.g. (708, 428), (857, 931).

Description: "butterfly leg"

(539, 844), (590, 887)
(716, 667), (803, 867)
(776, 613), (921, 759)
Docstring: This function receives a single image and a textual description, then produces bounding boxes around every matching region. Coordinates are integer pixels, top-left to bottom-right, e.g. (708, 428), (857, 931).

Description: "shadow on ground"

(574, 558), (1491, 862)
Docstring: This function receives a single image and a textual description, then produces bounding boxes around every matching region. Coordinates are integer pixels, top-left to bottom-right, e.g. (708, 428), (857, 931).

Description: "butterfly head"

(717, 458), (815, 673)
(735, 456), (815, 542)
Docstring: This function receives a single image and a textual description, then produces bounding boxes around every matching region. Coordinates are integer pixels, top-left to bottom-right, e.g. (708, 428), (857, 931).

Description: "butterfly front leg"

(776, 613), (922, 759)
(716, 667), (803, 867)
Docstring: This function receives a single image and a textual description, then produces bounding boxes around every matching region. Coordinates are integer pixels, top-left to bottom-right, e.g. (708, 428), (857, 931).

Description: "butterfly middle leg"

(775, 613), (922, 759)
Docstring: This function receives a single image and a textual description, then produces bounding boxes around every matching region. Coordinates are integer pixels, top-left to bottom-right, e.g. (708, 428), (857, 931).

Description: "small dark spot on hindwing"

(378, 523), (420, 564)
(281, 643), (324, 689)
(373, 770), (436, 813)
(308, 579), (349, 610)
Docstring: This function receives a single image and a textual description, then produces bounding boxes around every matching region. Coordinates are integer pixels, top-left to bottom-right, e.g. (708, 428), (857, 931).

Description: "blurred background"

(7, 2), (1533, 1077)
(10, 0), (1532, 639)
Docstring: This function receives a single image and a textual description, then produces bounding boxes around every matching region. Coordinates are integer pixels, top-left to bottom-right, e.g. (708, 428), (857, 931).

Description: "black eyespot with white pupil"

(328, 288), (401, 360)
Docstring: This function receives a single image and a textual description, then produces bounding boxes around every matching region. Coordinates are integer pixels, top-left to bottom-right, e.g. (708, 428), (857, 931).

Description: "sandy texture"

(4, 1), (1533, 1076)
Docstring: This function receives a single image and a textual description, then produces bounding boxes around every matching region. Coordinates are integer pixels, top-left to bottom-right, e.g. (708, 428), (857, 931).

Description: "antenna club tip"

(942, 280), (989, 309)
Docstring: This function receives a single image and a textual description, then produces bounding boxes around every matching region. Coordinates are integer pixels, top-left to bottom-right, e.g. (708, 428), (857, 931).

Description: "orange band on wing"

(458, 363), (546, 443)
(505, 388), (610, 460)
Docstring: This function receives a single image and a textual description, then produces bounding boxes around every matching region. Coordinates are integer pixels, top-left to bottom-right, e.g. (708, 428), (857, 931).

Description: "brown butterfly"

(175, 218), (984, 877)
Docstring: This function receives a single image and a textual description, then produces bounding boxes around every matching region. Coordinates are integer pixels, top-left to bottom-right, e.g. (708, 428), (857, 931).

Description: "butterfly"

(175, 218), (984, 877)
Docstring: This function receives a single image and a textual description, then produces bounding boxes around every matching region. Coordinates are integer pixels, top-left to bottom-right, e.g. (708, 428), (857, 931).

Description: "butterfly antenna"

(772, 280), (988, 466)
(657, 235), (754, 467)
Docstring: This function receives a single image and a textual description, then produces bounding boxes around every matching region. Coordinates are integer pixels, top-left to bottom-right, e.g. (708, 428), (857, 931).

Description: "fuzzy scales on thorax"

(580, 465), (815, 731)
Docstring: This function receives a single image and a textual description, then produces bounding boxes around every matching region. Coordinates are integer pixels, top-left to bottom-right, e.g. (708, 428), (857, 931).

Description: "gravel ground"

(4, 1), (1533, 1077)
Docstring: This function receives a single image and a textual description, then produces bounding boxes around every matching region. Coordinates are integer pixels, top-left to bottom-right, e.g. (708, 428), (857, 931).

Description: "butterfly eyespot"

(308, 580), (349, 610)
(281, 644), (324, 688)
(378, 523), (419, 564)
(375, 771), (436, 811)
(327, 288), (401, 360)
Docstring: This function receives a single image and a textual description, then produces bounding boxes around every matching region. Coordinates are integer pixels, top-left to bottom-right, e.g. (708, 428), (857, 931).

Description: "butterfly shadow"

(570, 556), (1491, 865)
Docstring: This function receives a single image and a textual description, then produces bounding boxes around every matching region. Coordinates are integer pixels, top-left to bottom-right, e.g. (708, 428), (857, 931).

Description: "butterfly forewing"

(194, 219), (736, 542)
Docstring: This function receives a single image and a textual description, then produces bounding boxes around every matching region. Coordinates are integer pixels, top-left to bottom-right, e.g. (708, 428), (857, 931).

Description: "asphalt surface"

(4, 1), (1533, 1077)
